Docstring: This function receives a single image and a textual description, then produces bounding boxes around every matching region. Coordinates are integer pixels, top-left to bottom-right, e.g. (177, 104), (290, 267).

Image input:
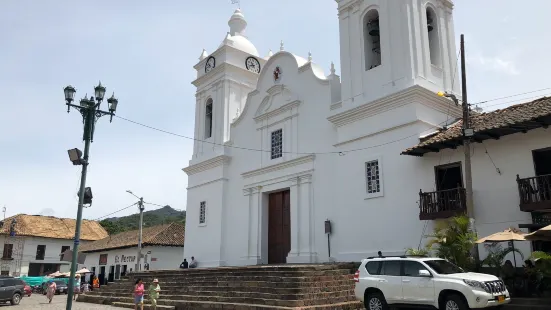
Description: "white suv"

(354, 256), (511, 310)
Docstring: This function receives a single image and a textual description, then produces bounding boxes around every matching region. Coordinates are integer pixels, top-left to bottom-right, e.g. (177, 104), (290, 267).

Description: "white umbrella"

(525, 224), (551, 241)
(76, 268), (91, 274)
(47, 271), (62, 278)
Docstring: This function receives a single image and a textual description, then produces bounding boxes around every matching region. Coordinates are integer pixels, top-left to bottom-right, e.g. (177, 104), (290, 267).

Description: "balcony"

(419, 187), (467, 220)
(517, 174), (551, 212)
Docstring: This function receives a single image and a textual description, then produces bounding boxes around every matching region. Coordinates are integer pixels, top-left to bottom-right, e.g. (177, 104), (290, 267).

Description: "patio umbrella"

(476, 227), (527, 267)
(525, 224), (551, 241)
(47, 271), (62, 278)
(76, 268), (91, 274)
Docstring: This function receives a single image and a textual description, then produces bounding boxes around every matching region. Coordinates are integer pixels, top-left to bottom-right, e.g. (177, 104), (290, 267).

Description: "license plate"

(497, 295), (505, 302)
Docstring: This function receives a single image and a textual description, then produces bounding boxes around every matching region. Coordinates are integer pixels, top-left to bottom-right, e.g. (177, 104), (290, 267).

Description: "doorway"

(533, 148), (551, 176)
(435, 162), (463, 191)
(268, 190), (291, 264)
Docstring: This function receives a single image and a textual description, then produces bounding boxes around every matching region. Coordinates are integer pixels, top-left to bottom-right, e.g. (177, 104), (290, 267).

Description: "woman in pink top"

(133, 278), (145, 310)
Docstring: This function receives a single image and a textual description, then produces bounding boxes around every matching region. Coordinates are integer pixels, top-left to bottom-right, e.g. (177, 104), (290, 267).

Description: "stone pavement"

(9, 295), (126, 309)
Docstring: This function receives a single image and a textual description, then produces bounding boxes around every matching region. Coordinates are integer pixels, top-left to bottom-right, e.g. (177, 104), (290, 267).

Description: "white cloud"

(468, 54), (520, 76)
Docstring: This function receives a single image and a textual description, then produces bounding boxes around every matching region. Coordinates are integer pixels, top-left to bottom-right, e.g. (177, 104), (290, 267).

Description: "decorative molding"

(183, 155), (232, 175)
(244, 169), (315, 190)
(256, 113), (298, 131)
(192, 62), (258, 87)
(254, 100), (301, 123)
(187, 177), (228, 190)
(330, 101), (343, 111)
(242, 188), (253, 196)
(327, 85), (462, 127)
(242, 155), (315, 179)
(299, 174), (313, 184)
(288, 176), (300, 187)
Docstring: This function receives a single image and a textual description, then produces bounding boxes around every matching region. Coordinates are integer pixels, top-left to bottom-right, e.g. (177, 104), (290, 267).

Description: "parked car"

(354, 255), (511, 310)
(22, 281), (32, 297)
(42, 280), (69, 295)
(0, 277), (25, 305)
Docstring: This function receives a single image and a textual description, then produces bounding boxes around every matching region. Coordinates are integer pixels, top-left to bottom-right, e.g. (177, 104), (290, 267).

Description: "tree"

(99, 219), (124, 235)
(425, 215), (478, 270)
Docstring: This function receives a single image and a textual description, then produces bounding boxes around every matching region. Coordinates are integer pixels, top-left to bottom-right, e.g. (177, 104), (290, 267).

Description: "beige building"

(0, 214), (108, 276)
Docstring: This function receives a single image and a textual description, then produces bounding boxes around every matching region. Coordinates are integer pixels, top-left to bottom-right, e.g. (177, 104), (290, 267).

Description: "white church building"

(183, 0), (551, 267)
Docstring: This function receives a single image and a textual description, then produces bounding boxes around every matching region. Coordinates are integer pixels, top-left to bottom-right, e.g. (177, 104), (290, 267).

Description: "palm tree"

(482, 243), (524, 276)
(425, 215), (478, 270)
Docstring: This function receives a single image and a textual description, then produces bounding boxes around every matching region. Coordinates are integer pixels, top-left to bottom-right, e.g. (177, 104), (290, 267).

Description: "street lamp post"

(64, 82), (118, 310)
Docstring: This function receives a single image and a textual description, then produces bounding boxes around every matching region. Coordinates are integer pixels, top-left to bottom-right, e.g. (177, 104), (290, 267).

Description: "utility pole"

(460, 34), (479, 262)
(137, 197), (144, 271)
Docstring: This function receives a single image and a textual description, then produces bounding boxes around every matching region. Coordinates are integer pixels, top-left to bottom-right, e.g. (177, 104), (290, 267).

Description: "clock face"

(205, 56), (216, 73)
(245, 57), (261, 74)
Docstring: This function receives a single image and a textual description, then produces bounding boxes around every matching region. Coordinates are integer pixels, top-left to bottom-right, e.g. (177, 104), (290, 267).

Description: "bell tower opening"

(363, 9), (381, 71)
(426, 7), (442, 68)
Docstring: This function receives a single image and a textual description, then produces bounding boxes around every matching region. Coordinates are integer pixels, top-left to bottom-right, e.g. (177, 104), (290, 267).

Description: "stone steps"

(79, 291), (357, 307)
(79, 264), (361, 309)
(88, 284), (353, 296)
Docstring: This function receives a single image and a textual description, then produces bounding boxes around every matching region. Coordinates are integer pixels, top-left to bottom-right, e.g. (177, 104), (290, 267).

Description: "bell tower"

(190, 9), (266, 162)
(336, 0), (459, 105)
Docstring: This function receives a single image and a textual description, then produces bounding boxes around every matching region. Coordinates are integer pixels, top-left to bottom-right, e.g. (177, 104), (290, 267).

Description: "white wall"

(417, 128), (551, 264)
(0, 235), (93, 276)
(83, 246), (183, 281)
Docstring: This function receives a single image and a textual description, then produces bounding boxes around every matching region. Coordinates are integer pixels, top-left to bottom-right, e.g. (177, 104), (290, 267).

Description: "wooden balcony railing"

(517, 174), (551, 212)
(419, 187), (467, 220)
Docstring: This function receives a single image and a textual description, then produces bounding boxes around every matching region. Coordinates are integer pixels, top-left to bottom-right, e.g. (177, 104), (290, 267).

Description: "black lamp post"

(63, 82), (118, 310)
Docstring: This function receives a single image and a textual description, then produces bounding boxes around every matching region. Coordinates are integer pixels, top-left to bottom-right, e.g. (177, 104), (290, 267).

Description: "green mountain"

(99, 206), (185, 235)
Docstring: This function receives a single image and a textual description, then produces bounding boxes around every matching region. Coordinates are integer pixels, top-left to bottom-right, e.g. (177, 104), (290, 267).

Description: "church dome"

(219, 9), (259, 57)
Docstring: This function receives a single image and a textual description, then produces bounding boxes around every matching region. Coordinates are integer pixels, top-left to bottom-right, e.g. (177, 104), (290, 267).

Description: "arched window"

(363, 9), (381, 71)
(204, 98), (213, 139)
(426, 7), (442, 67)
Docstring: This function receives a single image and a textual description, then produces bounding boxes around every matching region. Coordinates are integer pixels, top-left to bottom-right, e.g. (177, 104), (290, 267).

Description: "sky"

(1, 0), (551, 221)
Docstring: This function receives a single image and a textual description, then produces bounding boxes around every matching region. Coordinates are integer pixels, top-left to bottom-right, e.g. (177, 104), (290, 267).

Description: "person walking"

(148, 279), (161, 310)
(73, 274), (81, 300)
(133, 278), (145, 310)
(46, 280), (56, 304)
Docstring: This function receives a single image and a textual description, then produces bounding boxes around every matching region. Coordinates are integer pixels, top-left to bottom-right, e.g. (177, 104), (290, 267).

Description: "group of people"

(179, 256), (198, 269)
(133, 278), (161, 310)
(44, 274), (85, 304)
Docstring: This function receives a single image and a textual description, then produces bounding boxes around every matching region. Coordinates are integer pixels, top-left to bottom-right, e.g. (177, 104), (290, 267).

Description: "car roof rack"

(366, 255), (407, 259)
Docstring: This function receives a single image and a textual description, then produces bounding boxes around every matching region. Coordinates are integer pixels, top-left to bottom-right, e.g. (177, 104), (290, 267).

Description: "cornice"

(182, 155), (232, 175)
(192, 62), (258, 87)
(254, 100), (301, 123)
(242, 155), (315, 179)
(327, 85), (462, 127)
(337, 0), (361, 15)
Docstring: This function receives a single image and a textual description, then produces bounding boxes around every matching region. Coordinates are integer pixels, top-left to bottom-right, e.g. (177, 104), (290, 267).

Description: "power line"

(115, 115), (454, 156)
(93, 202), (138, 221)
(481, 93), (551, 110)
(474, 87), (551, 106)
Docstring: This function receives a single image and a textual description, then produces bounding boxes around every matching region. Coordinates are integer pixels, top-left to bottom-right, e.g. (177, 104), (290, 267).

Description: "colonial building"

(0, 214), (107, 276)
(80, 223), (184, 283)
(183, 0), (551, 267)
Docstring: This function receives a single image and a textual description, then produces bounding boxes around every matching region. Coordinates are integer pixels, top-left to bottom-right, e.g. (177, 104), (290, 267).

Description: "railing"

(517, 174), (551, 212)
(419, 187), (467, 220)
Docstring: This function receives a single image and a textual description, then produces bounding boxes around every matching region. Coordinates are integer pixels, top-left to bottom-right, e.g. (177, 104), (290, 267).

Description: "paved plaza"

(4, 295), (125, 309)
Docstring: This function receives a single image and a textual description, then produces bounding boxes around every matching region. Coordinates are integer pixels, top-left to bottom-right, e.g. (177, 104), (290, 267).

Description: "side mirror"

(419, 270), (432, 277)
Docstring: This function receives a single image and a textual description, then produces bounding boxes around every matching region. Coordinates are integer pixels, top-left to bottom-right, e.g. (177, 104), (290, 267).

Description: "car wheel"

(442, 294), (468, 310)
(10, 293), (21, 305)
(364, 292), (389, 310)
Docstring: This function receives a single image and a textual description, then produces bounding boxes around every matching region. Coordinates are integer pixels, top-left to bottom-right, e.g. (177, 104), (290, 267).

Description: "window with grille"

(2, 244), (13, 259)
(366, 160), (381, 194)
(205, 99), (213, 139)
(36, 245), (46, 260)
(271, 129), (283, 159)
(199, 201), (206, 225)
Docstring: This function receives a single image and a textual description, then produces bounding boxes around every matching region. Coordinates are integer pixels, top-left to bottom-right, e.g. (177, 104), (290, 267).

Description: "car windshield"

(424, 259), (464, 274)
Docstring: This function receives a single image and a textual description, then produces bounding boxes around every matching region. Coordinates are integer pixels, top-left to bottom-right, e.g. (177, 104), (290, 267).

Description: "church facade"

(183, 0), (546, 267)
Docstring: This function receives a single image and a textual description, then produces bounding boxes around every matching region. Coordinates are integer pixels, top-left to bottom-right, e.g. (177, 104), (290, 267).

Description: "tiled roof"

(79, 223), (185, 253)
(0, 214), (108, 241)
(402, 97), (551, 156)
